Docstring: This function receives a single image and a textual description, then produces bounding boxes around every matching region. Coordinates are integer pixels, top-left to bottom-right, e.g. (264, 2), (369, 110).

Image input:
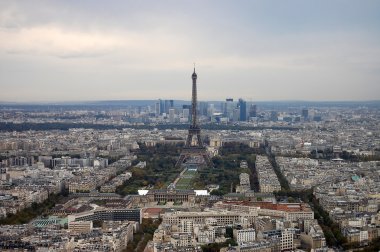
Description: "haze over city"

(1, 0), (380, 102)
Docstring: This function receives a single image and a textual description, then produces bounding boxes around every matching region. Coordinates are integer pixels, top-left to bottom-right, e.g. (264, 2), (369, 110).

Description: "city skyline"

(1, 1), (380, 102)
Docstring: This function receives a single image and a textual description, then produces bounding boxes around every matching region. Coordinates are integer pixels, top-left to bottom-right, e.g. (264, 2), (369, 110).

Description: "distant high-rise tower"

(249, 104), (257, 118)
(176, 68), (213, 168)
(225, 98), (235, 120)
(169, 108), (175, 123)
(238, 98), (247, 121)
(302, 108), (309, 120)
(155, 100), (161, 116)
(182, 108), (190, 122)
(233, 108), (240, 122)
(164, 100), (173, 114)
(199, 101), (208, 116)
(159, 99), (164, 115)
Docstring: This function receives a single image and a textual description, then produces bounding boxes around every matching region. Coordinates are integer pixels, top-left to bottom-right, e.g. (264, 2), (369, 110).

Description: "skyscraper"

(225, 98), (234, 120)
(249, 104), (257, 118)
(183, 104), (191, 122)
(302, 108), (309, 120)
(207, 103), (215, 117)
(155, 100), (161, 116)
(169, 108), (175, 123)
(159, 99), (165, 115)
(238, 98), (247, 121)
(164, 100), (174, 114)
(182, 108), (190, 122)
(199, 101), (208, 117)
(233, 108), (240, 122)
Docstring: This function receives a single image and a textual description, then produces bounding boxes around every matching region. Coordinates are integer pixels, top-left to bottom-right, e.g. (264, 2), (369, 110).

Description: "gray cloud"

(0, 0), (379, 102)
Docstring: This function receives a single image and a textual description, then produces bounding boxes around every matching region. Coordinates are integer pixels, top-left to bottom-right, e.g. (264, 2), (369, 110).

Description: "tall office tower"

(164, 100), (170, 114)
(225, 98), (234, 120)
(238, 98), (247, 121)
(159, 99), (165, 115)
(302, 108), (309, 120)
(169, 108), (175, 123)
(249, 104), (257, 118)
(176, 68), (213, 168)
(199, 101), (208, 116)
(155, 100), (161, 116)
(183, 108), (190, 121)
(233, 108), (240, 122)
(220, 102), (225, 113)
(207, 103), (215, 117)
(154, 101), (160, 116)
(183, 105), (191, 122)
(147, 105), (153, 114)
(164, 100), (174, 114)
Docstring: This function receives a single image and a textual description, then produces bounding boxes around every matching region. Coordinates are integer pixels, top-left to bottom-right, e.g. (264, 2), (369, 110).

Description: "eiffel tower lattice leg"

(175, 154), (187, 168)
(202, 154), (213, 168)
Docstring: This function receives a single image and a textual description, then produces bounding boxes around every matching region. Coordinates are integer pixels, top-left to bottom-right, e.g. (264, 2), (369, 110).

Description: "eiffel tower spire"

(176, 67), (213, 168)
(191, 65), (198, 129)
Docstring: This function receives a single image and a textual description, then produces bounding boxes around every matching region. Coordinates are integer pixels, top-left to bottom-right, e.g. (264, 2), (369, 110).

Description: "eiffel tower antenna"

(176, 67), (213, 168)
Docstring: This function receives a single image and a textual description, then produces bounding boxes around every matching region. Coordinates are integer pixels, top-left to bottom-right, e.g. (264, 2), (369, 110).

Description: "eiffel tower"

(176, 67), (213, 168)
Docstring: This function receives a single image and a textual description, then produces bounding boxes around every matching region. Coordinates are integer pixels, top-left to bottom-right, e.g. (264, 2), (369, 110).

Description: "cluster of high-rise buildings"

(152, 98), (253, 124)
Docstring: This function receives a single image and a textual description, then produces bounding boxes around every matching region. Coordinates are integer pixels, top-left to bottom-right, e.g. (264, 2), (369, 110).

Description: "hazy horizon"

(1, 99), (380, 105)
(1, 1), (380, 102)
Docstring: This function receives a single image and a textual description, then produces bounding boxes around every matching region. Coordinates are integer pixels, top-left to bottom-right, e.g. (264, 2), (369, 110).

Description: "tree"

(210, 189), (224, 196)
(225, 227), (233, 238)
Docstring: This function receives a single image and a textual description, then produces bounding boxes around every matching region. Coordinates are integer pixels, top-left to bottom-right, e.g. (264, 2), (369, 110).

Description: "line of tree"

(123, 218), (162, 252)
(273, 189), (347, 248)
(267, 141), (348, 248)
(201, 238), (237, 252)
(266, 152), (290, 191)
(0, 193), (64, 225)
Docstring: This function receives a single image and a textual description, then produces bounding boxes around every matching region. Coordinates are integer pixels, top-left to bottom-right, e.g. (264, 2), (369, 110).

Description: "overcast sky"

(0, 1), (379, 102)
